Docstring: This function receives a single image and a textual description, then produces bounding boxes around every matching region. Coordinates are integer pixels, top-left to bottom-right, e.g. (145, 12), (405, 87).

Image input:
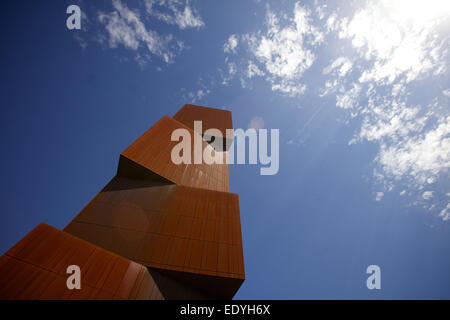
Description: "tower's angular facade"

(0, 104), (245, 299)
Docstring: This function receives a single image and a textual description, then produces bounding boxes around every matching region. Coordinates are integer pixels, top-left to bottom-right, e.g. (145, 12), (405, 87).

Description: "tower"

(0, 104), (245, 299)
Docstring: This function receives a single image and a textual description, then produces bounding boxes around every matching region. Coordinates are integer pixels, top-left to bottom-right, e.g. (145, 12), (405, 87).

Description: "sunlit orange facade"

(0, 104), (245, 299)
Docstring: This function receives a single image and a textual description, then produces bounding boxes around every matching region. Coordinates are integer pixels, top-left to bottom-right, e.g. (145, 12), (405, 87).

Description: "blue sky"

(1, 0), (450, 299)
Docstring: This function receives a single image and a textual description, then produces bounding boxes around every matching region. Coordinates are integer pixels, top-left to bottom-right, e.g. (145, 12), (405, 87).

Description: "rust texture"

(0, 104), (244, 299)
(0, 223), (166, 300)
(173, 104), (233, 139)
(120, 115), (230, 192)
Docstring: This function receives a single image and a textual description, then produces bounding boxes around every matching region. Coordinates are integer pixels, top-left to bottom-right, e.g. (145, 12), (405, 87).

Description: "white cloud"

(99, 0), (183, 63)
(99, 10), (139, 50)
(339, 0), (449, 84)
(318, 0), (450, 220)
(391, 83), (405, 97)
(196, 89), (209, 99)
(439, 203), (450, 221)
(224, 34), (239, 53)
(134, 52), (152, 69)
(238, 2), (323, 96)
(248, 116), (265, 130)
(145, 0), (204, 29)
(375, 192), (384, 201)
(322, 57), (352, 77)
(325, 13), (338, 32)
(247, 60), (264, 78)
(182, 76), (212, 103)
(185, 88), (210, 103)
(377, 116), (450, 185)
(228, 62), (237, 76)
(359, 103), (425, 143)
(319, 79), (339, 97)
(91, 0), (205, 66)
(427, 177), (436, 184)
(251, 4), (318, 80)
(422, 191), (434, 200)
(336, 83), (360, 109)
(221, 61), (237, 85)
(315, 3), (327, 20)
(271, 80), (307, 97)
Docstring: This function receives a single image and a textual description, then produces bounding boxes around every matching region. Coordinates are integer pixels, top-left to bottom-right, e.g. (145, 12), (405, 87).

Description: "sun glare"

(385, 0), (450, 26)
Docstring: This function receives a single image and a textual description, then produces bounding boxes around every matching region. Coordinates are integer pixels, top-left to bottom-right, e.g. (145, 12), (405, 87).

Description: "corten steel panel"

(0, 223), (171, 300)
(173, 104), (233, 139)
(64, 176), (245, 298)
(174, 104), (234, 151)
(120, 115), (230, 192)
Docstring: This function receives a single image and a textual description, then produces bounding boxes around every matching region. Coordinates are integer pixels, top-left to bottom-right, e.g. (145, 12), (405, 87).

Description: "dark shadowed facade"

(0, 104), (245, 300)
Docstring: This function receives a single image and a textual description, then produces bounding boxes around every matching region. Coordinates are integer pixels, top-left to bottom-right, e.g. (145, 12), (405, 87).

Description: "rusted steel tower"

(0, 104), (244, 299)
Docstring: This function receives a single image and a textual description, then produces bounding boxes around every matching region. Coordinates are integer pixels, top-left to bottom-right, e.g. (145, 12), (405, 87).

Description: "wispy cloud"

(75, 0), (204, 67)
(246, 60), (264, 78)
(376, 116), (450, 186)
(336, 83), (360, 110)
(185, 88), (210, 103)
(237, 0), (450, 220)
(145, 0), (204, 29)
(317, 0), (450, 220)
(338, 0), (448, 84)
(181, 77), (212, 103)
(375, 192), (384, 201)
(440, 202), (450, 221)
(222, 2), (323, 96)
(220, 59), (237, 85)
(98, 0), (185, 64)
(245, 3), (322, 95)
(224, 34), (239, 54)
(322, 57), (352, 77)
(423, 191), (434, 200)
